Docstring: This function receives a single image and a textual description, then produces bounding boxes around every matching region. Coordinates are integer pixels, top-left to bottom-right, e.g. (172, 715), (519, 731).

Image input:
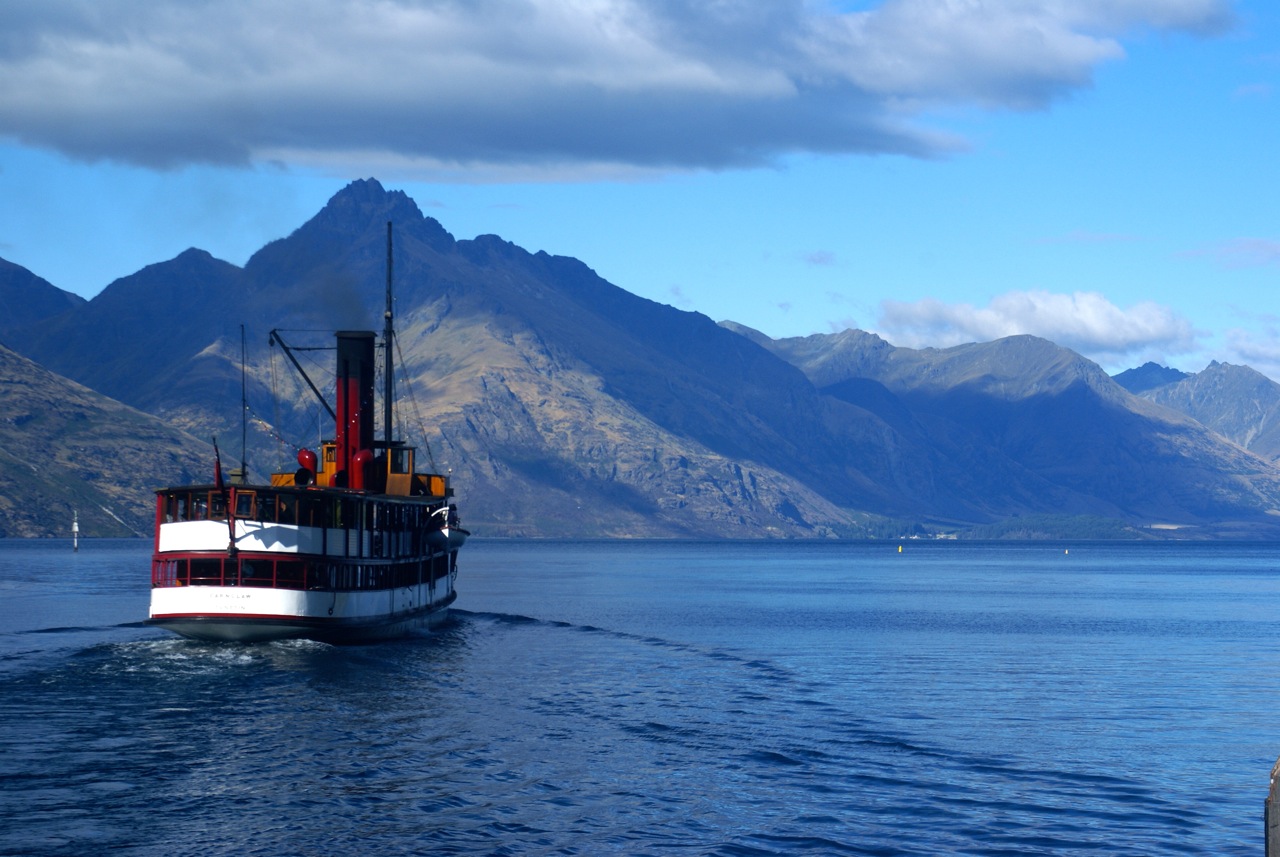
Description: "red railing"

(150, 556), (309, 590)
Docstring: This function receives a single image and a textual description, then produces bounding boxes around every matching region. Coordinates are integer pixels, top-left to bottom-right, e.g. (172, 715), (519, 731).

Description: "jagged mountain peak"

(1141, 359), (1280, 461)
(1200, 360), (1270, 381)
(312, 179), (457, 254)
(1154, 361), (1279, 404)
(1113, 361), (1190, 393)
(321, 177), (423, 227)
(246, 178), (453, 276)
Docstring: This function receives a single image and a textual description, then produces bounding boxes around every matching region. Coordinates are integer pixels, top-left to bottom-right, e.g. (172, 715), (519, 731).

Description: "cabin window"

(190, 558), (223, 585)
(296, 496), (320, 527)
(275, 496), (295, 525)
(154, 558), (180, 585)
(208, 492), (227, 521)
(391, 447), (411, 474)
(235, 491), (255, 519)
(162, 492), (191, 523)
(302, 563), (329, 590)
(240, 560), (265, 586)
(151, 559), (176, 587)
(277, 561), (305, 589)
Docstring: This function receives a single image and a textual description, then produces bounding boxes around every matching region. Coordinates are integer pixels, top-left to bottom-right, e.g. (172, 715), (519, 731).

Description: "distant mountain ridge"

(1113, 361), (1190, 394)
(5, 178), (1280, 539)
(0, 258), (84, 340)
(752, 328), (1280, 532)
(1133, 361), (1280, 463)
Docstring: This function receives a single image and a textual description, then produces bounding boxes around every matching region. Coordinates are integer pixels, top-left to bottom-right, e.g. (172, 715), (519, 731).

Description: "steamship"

(148, 229), (466, 643)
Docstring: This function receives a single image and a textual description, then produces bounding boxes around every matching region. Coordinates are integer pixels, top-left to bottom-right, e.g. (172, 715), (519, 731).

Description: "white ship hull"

(149, 582), (457, 643)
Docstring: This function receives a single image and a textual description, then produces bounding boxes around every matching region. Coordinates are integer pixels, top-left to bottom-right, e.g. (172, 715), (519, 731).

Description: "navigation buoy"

(898, 544), (903, 553)
(72, 510), (79, 552)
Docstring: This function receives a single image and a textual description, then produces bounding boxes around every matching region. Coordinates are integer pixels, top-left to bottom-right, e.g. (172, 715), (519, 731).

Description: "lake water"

(1, 538), (1278, 855)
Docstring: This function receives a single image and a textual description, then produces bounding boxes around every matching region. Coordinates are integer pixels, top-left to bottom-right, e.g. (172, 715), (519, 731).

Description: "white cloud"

(0, 0), (1233, 178)
(875, 289), (1199, 366)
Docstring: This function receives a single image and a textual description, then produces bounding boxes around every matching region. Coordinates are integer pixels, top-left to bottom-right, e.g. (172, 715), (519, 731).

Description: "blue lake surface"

(1, 538), (1279, 855)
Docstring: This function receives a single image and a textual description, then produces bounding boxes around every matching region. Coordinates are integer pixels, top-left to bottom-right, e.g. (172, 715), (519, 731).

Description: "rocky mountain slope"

(0, 343), (213, 537)
(1131, 361), (1280, 463)
(7, 182), (885, 537)
(5, 179), (1280, 539)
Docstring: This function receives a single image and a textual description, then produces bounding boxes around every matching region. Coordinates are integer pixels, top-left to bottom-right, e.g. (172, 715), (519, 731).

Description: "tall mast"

(239, 323), (248, 480)
(383, 221), (395, 448)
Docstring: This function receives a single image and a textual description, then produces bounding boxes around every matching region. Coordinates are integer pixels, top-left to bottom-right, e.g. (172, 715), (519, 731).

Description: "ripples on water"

(0, 539), (1275, 855)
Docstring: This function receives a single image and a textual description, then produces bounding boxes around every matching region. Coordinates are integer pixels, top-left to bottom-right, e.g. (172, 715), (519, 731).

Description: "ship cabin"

(270, 439), (450, 498)
(151, 442), (459, 593)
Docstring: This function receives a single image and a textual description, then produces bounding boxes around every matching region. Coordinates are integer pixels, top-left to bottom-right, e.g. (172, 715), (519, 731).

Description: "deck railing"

(151, 554), (453, 591)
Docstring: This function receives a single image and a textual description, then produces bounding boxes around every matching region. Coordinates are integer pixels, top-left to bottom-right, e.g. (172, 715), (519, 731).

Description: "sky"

(0, 0), (1277, 379)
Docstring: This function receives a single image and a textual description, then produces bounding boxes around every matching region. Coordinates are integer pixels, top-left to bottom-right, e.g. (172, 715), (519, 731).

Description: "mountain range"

(4, 178), (1280, 539)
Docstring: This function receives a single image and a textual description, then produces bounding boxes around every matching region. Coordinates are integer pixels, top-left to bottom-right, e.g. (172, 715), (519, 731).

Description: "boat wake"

(0, 603), (1218, 856)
